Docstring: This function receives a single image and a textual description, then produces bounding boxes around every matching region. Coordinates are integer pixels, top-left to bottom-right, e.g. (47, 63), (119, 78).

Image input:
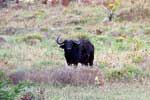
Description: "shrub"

(0, 71), (8, 81)
(9, 67), (104, 86)
(0, 71), (30, 100)
(132, 55), (143, 63)
(50, 67), (104, 86)
(105, 64), (143, 81)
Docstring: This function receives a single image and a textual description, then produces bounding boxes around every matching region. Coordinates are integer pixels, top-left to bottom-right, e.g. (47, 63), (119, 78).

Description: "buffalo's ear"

(60, 44), (65, 49)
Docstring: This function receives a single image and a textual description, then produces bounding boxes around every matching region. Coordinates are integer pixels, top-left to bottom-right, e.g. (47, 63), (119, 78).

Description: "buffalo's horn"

(73, 40), (80, 45)
(56, 35), (64, 45)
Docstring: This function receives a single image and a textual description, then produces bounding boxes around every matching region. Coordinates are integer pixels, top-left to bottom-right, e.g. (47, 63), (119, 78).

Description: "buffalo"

(56, 36), (94, 66)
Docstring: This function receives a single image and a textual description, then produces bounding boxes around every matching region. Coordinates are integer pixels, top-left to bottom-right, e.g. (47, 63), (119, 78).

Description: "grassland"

(0, 0), (150, 99)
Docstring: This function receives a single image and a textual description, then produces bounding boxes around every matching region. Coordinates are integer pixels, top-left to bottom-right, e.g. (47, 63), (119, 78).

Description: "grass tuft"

(15, 33), (44, 43)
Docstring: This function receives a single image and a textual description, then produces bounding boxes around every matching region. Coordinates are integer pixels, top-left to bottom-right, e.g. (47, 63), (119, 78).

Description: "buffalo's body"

(56, 37), (94, 66)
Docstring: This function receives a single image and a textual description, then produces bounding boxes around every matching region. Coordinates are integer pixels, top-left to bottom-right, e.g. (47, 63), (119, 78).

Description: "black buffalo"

(56, 36), (94, 66)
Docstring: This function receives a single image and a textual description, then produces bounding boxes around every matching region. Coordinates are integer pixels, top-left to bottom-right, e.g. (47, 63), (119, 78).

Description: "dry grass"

(9, 66), (104, 86)
(118, 0), (150, 21)
(16, 81), (150, 100)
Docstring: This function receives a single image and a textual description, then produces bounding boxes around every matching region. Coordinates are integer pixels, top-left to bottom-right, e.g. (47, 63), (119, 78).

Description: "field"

(0, 0), (150, 99)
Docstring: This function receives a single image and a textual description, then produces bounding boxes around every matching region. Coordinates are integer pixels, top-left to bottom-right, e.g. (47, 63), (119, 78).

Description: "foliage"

(105, 64), (143, 81)
(103, 0), (122, 21)
(132, 55), (143, 63)
(107, 0), (122, 12)
(0, 71), (8, 81)
(0, 71), (31, 100)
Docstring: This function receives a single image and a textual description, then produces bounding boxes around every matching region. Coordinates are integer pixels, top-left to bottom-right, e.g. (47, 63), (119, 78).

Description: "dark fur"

(56, 38), (94, 66)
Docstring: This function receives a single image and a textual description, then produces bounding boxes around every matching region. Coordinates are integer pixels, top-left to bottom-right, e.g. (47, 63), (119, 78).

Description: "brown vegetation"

(118, 0), (150, 21)
(9, 67), (104, 86)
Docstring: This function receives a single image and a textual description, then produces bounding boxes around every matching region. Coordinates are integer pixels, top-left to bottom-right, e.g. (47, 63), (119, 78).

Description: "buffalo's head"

(56, 36), (80, 51)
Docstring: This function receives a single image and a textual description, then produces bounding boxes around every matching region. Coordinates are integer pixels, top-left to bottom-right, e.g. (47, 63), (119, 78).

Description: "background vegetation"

(0, 0), (150, 99)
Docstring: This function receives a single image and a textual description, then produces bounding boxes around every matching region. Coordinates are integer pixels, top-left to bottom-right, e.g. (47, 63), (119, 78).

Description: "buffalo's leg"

(89, 61), (93, 66)
(68, 64), (71, 66)
(66, 58), (71, 66)
(67, 62), (71, 66)
(74, 62), (78, 66)
(84, 63), (88, 66)
(89, 58), (93, 66)
(81, 62), (88, 66)
(89, 52), (94, 66)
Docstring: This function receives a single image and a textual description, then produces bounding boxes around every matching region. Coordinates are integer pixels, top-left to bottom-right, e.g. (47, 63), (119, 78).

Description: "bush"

(9, 67), (104, 86)
(105, 64), (143, 81)
(0, 71), (30, 100)
(0, 70), (8, 81)
(0, 81), (29, 100)
(132, 55), (143, 63)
